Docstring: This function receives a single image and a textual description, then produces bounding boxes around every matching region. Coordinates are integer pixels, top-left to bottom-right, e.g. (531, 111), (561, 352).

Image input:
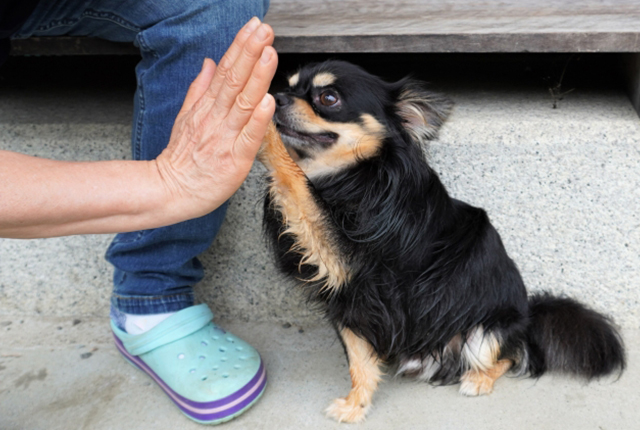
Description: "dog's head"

(273, 60), (453, 178)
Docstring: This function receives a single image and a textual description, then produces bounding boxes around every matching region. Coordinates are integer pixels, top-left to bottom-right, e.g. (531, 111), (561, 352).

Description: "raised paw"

(325, 396), (369, 423)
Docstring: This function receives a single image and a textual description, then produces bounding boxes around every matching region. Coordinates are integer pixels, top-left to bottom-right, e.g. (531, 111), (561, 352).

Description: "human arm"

(0, 18), (277, 239)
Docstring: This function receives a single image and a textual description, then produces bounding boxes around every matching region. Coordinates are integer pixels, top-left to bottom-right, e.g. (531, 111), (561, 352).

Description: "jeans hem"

(111, 292), (195, 315)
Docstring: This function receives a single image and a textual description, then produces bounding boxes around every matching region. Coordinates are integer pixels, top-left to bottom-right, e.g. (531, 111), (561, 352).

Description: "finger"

(234, 93), (276, 161)
(225, 46), (278, 131)
(204, 17), (262, 102)
(178, 58), (217, 116)
(211, 23), (275, 118)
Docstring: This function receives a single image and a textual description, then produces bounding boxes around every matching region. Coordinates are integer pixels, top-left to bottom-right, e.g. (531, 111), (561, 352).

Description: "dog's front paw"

(326, 396), (369, 423)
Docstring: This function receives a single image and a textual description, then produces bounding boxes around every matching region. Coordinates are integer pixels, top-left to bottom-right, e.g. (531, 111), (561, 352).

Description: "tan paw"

(459, 371), (494, 397)
(325, 396), (369, 423)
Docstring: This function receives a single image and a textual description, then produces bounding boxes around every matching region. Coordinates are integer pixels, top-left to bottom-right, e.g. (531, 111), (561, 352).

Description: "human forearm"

(0, 151), (176, 238)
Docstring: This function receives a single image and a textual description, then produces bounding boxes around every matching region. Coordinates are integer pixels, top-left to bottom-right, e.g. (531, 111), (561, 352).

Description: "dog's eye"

(319, 91), (339, 107)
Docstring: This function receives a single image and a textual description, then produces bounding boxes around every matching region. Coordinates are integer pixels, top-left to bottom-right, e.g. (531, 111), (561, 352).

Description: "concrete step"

(1, 317), (638, 429)
(1, 58), (639, 329)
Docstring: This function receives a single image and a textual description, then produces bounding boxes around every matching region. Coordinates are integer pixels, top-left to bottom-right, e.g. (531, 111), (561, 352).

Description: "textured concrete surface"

(1, 75), (639, 328)
(431, 84), (640, 328)
(0, 317), (638, 430)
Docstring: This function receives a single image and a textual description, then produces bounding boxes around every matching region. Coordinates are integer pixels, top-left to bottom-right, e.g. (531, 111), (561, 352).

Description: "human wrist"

(139, 158), (188, 228)
(149, 155), (212, 227)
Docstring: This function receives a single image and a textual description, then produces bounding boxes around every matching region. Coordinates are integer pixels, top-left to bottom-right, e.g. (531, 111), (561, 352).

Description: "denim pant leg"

(13, 0), (270, 315)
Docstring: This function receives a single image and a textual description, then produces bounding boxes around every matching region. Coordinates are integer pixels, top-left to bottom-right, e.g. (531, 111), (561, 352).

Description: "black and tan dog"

(258, 61), (625, 423)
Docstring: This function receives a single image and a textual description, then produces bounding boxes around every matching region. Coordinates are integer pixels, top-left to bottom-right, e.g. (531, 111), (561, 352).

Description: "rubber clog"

(111, 304), (266, 424)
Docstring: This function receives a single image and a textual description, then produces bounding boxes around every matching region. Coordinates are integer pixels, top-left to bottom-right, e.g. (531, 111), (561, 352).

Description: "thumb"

(179, 58), (217, 116)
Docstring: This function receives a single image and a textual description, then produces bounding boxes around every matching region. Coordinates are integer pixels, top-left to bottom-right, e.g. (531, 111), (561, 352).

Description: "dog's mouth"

(275, 121), (338, 147)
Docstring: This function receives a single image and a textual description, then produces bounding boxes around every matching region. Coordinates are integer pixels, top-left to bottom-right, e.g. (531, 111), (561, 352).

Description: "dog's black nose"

(274, 93), (292, 108)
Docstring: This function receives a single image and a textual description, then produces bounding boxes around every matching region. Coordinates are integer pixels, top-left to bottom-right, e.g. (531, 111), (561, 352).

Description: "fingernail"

(260, 48), (271, 64)
(245, 17), (260, 33)
(256, 24), (269, 41)
(201, 58), (208, 71)
(261, 94), (272, 108)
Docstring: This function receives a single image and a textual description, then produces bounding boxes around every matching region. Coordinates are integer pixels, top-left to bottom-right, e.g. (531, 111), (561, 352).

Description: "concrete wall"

(1, 82), (638, 328)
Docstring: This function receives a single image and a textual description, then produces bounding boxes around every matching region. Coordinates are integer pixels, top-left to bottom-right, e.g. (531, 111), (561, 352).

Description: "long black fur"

(263, 60), (625, 384)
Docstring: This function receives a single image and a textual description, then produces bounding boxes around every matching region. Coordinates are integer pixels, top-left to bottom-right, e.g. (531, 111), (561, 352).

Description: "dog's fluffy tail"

(525, 293), (625, 379)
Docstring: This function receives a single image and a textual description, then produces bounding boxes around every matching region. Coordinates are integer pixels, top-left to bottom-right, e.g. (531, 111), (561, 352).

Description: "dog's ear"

(395, 79), (453, 141)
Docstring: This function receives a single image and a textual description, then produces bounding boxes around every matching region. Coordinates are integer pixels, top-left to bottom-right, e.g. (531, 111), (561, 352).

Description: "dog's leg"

(460, 359), (511, 396)
(326, 328), (383, 423)
(258, 123), (350, 292)
(458, 327), (512, 396)
(258, 122), (307, 191)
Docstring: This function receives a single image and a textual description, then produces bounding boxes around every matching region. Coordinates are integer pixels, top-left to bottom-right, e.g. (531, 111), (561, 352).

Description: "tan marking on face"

(325, 328), (382, 423)
(360, 113), (386, 135)
(258, 123), (350, 293)
(285, 99), (386, 178)
(288, 72), (300, 87)
(312, 72), (336, 87)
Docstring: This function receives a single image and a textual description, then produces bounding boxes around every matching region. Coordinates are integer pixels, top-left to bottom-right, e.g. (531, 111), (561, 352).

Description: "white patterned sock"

(123, 312), (175, 335)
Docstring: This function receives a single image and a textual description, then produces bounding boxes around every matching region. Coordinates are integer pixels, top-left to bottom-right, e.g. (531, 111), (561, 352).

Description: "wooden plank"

(265, 0), (640, 53)
(271, 33), (640, 53)
(9, 0), (640, 55)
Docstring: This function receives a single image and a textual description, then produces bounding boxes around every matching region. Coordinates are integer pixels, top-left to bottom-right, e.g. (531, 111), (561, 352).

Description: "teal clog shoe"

(111, 304), (266, 424)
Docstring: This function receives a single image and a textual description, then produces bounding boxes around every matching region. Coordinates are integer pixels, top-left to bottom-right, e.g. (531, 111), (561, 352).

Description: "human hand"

(154, 17), (278, 222)
(0, 18), (278, 239)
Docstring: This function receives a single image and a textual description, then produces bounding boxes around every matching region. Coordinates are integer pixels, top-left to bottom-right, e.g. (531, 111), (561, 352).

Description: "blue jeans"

(13, 0), (270, 315)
